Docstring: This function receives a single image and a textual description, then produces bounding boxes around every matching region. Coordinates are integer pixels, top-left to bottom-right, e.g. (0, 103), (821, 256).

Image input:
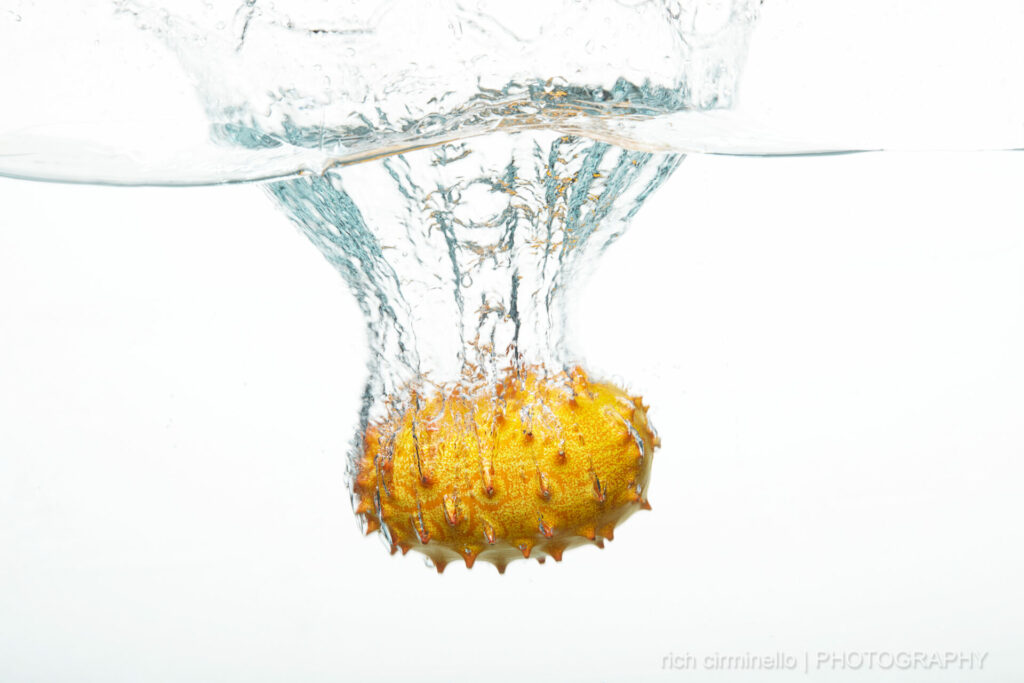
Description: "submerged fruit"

(352, 366), (659, 573)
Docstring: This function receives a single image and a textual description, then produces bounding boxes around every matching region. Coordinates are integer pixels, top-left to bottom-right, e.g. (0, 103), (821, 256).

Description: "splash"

(113, 0), (756, 570)
(111, 0), (760, 175)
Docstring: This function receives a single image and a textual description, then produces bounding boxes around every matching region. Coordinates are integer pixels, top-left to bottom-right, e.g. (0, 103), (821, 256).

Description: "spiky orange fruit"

(352, 366), (659, 573)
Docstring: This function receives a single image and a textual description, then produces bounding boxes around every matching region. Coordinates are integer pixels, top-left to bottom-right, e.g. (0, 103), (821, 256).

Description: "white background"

(1, 152), (1023, 682)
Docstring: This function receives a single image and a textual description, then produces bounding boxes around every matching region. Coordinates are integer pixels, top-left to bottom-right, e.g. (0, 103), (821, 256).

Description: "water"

(3, 3), (1024, 678)
(5, 1), (1024, 186)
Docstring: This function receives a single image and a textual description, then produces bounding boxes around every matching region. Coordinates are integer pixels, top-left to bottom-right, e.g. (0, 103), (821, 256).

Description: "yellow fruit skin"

(352, 366), (659, 573)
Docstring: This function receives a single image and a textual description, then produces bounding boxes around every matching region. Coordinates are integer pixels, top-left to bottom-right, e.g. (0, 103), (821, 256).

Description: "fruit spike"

(352, 365), (658, 572)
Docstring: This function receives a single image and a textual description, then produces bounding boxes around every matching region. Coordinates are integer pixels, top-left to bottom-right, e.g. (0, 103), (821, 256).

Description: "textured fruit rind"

(352, 366), (658, 573)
